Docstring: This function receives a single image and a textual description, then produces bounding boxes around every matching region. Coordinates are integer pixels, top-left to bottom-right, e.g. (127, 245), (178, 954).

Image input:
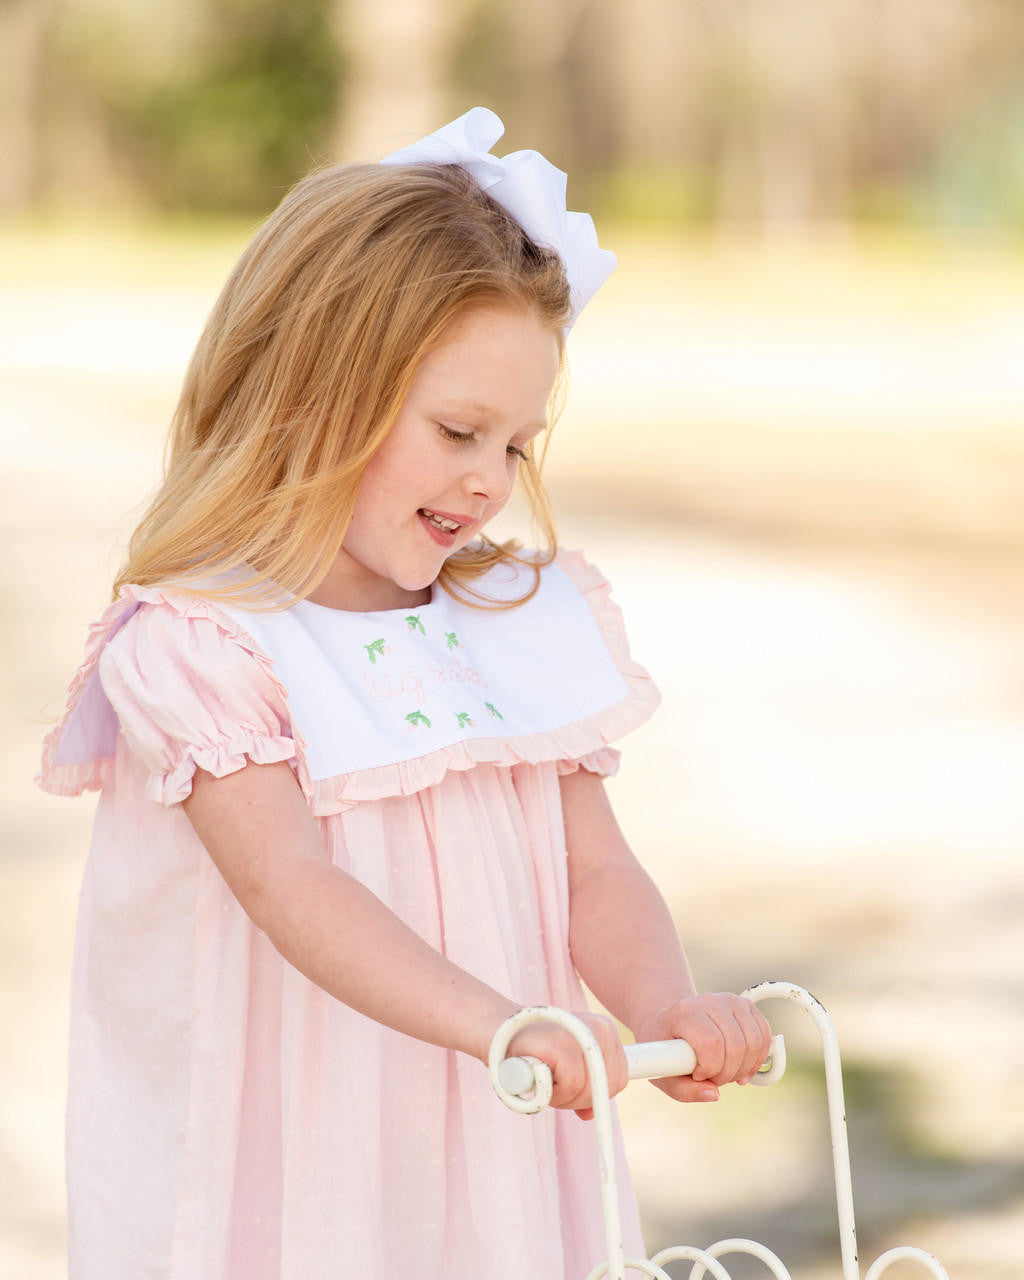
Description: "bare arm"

(563, 769), (697, 1026)
(182, 759), (628, 1112)
(184, 760), (517, 1062)
(562, 767), (771, 1101)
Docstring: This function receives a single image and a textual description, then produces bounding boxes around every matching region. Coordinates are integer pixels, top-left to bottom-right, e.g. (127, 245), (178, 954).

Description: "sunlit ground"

(3, 221), (1023, 1277)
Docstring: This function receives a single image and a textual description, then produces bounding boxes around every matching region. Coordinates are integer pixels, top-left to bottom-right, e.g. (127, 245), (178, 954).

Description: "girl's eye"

(439, 423), (527, 462)
(438, 424), (474, 445)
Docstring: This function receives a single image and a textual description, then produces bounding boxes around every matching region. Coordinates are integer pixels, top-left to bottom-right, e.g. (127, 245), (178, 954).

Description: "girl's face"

(315, 305), (561, 612)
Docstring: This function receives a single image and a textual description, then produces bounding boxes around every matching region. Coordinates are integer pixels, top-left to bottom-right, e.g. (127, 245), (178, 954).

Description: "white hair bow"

(380, 106), (616, 328)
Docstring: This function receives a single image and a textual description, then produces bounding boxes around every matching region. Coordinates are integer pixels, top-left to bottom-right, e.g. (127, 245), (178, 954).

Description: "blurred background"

(3, 0), (1024, 1276)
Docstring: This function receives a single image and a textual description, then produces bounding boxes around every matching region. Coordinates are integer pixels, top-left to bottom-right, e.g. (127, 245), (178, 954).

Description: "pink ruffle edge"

(36, 550), (660, 814)
(143, 735), (301, 809)
(35, 585), (316, 806)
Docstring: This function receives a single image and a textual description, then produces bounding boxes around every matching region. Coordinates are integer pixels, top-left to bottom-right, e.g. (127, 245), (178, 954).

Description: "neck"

(306, 554), (432, 613)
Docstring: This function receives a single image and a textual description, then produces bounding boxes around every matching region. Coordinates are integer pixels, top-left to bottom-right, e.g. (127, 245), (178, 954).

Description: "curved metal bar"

(864, 1246), (951, 1280)
(643, 1244), (736, 1280)
(489, 1005), (628, 1279)
(583, 1258), (677, 1280)
(488, 1006), (556, 1115)
(740, 982), (860, 1280)
(655, 1238), (792, 1280)
(491, 986), (952, 1280)
(750, 1033), (788, 1087)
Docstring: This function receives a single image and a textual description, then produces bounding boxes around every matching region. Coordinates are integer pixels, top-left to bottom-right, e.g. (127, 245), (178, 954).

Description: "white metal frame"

(489, 981), (950, 1280)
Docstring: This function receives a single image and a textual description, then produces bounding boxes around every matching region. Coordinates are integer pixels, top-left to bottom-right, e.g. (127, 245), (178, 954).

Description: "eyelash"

(438, 424), (528, 461)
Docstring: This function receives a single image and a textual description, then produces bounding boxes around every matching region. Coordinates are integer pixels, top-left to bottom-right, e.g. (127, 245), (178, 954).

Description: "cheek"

(357, 443), (427, 510)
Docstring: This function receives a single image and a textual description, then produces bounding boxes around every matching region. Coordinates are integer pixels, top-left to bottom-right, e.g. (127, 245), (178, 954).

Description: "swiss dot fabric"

(38, 551), (659, 1280)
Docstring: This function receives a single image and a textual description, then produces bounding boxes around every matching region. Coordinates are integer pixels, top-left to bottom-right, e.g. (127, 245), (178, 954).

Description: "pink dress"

(38, 549), (660, 1280)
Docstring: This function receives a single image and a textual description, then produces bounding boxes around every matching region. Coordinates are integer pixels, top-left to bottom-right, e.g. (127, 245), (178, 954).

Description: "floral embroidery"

(455, 711), (474, 729)
(485, 701), (504, 720)
(404, 710), (432, 729)
(445, 631), (460, 650)
(364, 639), (389, 664)
(405, 615), (426, 636)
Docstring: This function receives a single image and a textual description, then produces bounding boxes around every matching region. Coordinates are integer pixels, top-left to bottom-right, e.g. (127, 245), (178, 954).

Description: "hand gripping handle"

(497, 1028), (785, 1100)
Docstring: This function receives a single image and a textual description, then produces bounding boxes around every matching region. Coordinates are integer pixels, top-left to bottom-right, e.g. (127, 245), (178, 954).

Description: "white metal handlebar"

(498, 1032), (787, 1099)
(488, 982), (951, 1280)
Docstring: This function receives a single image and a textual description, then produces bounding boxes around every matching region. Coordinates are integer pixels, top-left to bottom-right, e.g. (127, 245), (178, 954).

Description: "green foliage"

(854, 89), (1024, 235)
(925, 87), (1024, 232)
(91, 1), (342, 214)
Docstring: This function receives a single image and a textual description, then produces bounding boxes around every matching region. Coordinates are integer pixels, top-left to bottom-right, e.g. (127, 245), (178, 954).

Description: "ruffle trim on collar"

(36, 550), (659, 814)
(295, 550), (659, 815)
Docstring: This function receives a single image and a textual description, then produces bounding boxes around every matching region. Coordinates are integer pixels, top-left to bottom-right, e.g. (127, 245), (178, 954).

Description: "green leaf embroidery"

(404, 710), (432, 729)
(365, 638), (387, 664)
(405, 615), (426, 636)
(455, 711), (474, 729)
(485, 702), (503, 721)
(445, 631), (459, 650)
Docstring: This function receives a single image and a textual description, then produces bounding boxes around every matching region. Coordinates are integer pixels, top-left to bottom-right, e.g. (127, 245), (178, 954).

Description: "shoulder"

(36, 583), (293, 800)
(98, 582), (281, 675)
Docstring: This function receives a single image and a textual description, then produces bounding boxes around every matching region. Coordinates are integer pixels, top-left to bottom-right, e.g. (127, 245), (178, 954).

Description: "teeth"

(422, 509), (460, 531)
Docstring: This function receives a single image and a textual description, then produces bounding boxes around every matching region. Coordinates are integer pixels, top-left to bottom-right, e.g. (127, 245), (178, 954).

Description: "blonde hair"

(113, 162), (572, 608)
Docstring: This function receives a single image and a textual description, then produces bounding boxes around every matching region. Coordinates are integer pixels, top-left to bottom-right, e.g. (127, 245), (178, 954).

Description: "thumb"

(652, 1076), (720, 1104)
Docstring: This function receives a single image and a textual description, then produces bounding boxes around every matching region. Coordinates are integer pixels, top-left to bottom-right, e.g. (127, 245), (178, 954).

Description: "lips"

(417, 507), (484, 550)
(420, 508), (462, 532)
(419, 507), (477, 530)
(417, 509), (462, 547)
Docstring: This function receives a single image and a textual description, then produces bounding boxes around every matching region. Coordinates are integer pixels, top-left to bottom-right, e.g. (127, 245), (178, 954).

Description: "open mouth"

(419, 508), (462, 533)
(417, 508), (470, 547)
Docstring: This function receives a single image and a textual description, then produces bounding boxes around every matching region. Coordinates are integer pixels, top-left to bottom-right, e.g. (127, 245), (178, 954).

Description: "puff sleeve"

(98, 602), (307, 807)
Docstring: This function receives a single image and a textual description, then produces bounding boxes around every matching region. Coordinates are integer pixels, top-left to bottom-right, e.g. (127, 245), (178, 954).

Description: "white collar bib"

(215, 556), (629, 782)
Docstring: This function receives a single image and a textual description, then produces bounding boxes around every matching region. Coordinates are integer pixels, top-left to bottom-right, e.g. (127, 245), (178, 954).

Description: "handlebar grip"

(625, 1038), (698, 1079)
(497, 1037), (697, 1097)
(497, 1034), (784, 1098)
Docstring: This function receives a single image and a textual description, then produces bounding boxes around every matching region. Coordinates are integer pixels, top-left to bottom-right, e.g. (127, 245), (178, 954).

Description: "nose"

(465, 443), (515, 506)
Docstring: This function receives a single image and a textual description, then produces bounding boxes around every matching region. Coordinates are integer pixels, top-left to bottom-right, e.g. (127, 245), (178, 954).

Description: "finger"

(583, 1014), (628, 1099)
(734, 1002), (773, 1084)
(516, 1029), (582, 1111)
(688, 1015), (726, 1082)
(551, 1055), (589, 1111)
(602, 1033), (629, 1099)
(652, 1075), (720, 1104)
(712, 1008), (749, 1085)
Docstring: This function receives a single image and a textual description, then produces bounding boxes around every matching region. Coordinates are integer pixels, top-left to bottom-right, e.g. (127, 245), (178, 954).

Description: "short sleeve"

(98, 602), (305, 807)
(555, 748), (621, 779)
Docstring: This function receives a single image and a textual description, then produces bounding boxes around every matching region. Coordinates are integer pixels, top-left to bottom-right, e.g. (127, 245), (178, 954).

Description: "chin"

(390, 562), (441, 597)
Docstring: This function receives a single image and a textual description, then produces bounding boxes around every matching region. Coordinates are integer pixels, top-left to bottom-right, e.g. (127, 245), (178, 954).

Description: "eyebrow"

(439, 400), (548, 432)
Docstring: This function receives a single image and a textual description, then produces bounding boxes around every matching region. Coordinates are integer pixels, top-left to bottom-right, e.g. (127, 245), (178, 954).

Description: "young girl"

(38, 107), (770, 1280)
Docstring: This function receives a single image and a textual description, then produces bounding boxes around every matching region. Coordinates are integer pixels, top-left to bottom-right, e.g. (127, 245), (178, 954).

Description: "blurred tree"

(112, 0), (341, 212)
(0, 0), (56, 212)
(452, 0), (609, 184)
(10, 0), (1024, 228)
(40, 0), (339, 214)
(329, 0), (467, 161)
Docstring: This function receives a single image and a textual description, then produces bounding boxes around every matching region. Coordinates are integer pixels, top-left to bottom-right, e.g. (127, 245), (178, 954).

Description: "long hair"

(113, 162), (572, 608)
